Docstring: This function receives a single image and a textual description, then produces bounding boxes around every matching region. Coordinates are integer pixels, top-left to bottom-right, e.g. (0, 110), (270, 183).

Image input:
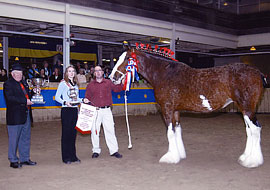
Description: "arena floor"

(0, 113), (270, 190)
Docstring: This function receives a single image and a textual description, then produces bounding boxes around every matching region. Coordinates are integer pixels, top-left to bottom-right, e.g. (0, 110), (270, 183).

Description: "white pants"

(91, 107), (119, 155)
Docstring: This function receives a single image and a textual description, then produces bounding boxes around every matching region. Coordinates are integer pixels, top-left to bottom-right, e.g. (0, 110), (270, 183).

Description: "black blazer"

(49, 74), (62, 82)
(3, 77), (32, 125)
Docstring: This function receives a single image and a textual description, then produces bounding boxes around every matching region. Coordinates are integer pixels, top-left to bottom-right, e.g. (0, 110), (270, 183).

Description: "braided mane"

(135, 42), (178, 62)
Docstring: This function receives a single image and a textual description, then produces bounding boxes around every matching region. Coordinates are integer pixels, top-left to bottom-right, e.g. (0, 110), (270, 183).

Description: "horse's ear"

(123, 41), (131, 51)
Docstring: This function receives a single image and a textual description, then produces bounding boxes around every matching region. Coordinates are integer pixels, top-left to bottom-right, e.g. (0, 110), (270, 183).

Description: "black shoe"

(73, 159), (81, 163)
(92, 153), (99, 158)
(10, 162), (22, 169)
(20, 160), (37, 166)
(111, 152), (122, 159)
(63, 160), (72, 164)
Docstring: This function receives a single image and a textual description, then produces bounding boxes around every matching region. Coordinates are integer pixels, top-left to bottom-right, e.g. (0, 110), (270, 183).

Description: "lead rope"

(122, 52), (139, 149)
(124, 91), (132, 149)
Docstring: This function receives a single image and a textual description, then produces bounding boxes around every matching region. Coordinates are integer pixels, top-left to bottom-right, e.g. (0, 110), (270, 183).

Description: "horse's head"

(109, 51), (129, 84)
(109, 46), (139, 85)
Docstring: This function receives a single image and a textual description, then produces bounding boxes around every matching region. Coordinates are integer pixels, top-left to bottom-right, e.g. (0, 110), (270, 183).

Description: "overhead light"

(250, 46), (256, 51)
(15, 57), (19, 61)
(223, 2), (228, 6)
(161, 40), (171, 44)
(0, 42), (2, 48)
(83, 61), (87, 64)
(0, 50), (3, 53)
(113, 58), (117, 62)
(159, 37), (171, 44)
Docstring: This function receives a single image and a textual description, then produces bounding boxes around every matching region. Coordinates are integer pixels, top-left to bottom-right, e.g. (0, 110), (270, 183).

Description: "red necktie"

(20, 83), (30, 109)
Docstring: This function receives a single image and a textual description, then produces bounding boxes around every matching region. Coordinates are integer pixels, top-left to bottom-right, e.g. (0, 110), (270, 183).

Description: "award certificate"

(75, 103), (97, 134)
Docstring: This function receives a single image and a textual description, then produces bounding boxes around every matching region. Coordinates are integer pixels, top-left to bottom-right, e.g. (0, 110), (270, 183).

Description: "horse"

(109, 45), (265, 168)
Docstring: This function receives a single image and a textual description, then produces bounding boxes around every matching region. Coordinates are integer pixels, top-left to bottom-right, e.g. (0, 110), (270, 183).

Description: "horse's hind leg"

(159, 111), (186, 163)
(238, 114), (263, 168)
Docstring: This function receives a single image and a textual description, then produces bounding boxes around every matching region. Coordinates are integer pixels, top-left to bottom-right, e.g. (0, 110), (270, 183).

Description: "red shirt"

(85, 78), (123, 107)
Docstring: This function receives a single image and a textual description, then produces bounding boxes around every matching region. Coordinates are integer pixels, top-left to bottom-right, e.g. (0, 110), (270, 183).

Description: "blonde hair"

(64, 65), (79, 85)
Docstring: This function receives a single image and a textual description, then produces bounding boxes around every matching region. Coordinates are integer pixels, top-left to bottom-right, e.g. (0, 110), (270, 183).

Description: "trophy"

(67, 87), (80, 106)
(27, 78), (49, 104)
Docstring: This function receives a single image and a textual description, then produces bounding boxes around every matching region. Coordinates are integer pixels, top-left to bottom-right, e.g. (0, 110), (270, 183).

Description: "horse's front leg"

(175, 122), (186, 159)
(159, 123), (181, 163)
(159, 111), (186, 164)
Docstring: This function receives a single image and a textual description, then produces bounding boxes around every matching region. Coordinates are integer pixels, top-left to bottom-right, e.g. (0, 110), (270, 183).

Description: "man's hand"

(27, 99), (34, 105)
(83, 98), (90, 104)
(66, 102), (72, 107)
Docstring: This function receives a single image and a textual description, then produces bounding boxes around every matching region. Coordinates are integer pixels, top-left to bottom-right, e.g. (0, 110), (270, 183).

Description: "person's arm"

(3, 81), (27, 105)
(55, 82), (65, 105)
(110, 80), (124, 92)
(83, 83), (91, 104)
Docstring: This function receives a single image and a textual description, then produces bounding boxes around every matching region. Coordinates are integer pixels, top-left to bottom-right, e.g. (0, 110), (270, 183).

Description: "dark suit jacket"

(3, 77), (33, 125)
(49, 74), (63, 82)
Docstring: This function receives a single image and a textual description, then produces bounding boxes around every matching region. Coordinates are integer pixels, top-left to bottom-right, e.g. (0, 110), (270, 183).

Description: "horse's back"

(155, 62), (263, 114)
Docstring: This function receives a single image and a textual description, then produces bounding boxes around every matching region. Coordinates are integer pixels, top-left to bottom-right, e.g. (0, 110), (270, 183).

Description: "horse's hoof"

(159, 152), (180, 164)
(238, 154), (247, 163)
(180, 154), (187, 160)
(238, 155), (263, 168)
(239, 160), (263, 168)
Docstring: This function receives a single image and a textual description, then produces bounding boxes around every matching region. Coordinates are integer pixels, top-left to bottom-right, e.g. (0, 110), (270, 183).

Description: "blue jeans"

(7, 112), (31, 163)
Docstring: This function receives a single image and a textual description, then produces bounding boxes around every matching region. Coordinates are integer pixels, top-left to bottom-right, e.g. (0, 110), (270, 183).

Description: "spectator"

(49, 68), (63, 82)
(77, 68), (86, 84)
(39, 68), (47, 80)
(104, 67), (111, 79)
(84, 64), (90, 74)
(0, 68), (8, 82)
(43, 61), (52, 79)
(53, 60), (63, 76)
(89, 66), (95, 80)
(28, 63), (39, 79)
(75, 62), (81, 74)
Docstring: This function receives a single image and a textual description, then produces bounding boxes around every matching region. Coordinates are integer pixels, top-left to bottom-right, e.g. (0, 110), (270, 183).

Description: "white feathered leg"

(238, 115), (263, 168)
(175, 122), (186, 159)
(238, 119), (252, 164)
(159, 123), (181, 164)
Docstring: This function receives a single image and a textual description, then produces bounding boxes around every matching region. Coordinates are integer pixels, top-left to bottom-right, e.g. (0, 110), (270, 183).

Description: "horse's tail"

(261, 73), (268, 88)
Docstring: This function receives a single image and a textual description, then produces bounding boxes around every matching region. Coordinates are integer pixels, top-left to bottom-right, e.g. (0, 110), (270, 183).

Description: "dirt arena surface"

(0, 113), (270, 190)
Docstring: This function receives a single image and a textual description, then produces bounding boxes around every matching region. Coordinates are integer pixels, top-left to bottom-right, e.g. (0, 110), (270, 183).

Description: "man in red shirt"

(83, 66), (123, 159)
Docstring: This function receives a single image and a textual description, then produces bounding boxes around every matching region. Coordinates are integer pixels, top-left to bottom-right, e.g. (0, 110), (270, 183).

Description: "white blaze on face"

(109, 51), (127, 82)
(200, 95), (212, 111)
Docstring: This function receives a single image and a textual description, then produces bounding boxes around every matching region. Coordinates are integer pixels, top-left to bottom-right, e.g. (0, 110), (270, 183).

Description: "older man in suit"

(3, 63), (37, 169)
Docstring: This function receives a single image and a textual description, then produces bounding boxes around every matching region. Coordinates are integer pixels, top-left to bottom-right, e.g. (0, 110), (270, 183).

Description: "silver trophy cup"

(67, 87), (80, 106)
(27, 78), (49, 104)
